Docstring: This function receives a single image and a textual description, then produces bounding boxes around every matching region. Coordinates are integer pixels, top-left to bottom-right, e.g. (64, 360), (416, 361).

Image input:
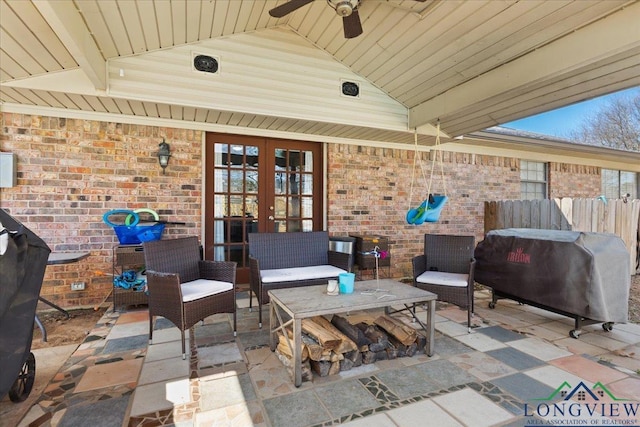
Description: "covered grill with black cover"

(474, 228), (630, 338)
(0, 209), (51, 402)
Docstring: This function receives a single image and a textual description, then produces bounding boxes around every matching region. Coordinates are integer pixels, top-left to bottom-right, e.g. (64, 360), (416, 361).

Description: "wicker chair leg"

(233, 311), (237, 336)
(468, 288), (474, 332)
(181, 329), (186, 360)
(149, 316), (154, 343)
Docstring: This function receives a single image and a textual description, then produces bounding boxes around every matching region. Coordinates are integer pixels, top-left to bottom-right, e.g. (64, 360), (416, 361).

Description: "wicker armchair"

(412, 234), (476, 332)
(143, 236), (236, 359)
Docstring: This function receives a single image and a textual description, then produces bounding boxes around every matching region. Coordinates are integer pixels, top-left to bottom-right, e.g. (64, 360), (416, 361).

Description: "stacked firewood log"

(274, 313), (427, 381)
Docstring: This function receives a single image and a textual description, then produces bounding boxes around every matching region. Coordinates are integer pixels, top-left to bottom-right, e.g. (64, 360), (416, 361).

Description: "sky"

(503, 86), (640, 139)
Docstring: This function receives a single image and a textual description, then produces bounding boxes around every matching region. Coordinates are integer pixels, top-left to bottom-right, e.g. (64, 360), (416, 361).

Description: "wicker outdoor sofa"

(248, 231), (352, 327)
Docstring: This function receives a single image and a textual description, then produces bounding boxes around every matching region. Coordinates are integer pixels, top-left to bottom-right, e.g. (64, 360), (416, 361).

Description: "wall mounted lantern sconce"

(158, 139), (171, 174)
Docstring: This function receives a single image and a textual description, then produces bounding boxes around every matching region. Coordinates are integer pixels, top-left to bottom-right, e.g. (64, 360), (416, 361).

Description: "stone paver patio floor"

(2, 289), (639, 427)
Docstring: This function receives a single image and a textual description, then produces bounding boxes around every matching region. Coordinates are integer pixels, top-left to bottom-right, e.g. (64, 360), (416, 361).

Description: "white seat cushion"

(416, 271), (469, 287)
(180, 278), (233, 302)
(261, 265), (346, 284)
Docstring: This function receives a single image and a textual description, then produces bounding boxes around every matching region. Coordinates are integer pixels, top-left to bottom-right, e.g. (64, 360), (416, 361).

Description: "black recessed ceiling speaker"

(342, 81), (360, 97)
(268, 0), (427, 39)
(194, 55), (218, 74)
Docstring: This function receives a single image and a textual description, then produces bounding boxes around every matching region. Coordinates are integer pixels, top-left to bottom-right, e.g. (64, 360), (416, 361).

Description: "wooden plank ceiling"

(1, 0), (640, 145)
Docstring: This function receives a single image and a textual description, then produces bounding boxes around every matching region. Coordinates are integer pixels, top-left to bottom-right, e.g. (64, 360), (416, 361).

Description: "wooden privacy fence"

(484, 198), (640, 274)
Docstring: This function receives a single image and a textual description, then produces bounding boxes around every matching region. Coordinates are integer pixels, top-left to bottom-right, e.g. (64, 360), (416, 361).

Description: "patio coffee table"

(268, 279), (437, 386)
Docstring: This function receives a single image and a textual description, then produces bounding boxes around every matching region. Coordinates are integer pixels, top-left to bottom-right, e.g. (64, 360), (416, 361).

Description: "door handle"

(268, 216), (274, 220)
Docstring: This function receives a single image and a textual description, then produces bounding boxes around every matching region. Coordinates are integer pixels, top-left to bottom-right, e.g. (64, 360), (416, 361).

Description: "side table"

(36, 252), (90, 341)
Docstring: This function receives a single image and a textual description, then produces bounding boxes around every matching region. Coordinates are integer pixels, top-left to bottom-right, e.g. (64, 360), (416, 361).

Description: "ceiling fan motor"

(269, 0), (364, 38)
(269, 0), (426, 38)
(328, 0), (359, 17)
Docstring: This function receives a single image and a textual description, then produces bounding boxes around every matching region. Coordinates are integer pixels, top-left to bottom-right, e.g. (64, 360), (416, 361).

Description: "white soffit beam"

(409, 2), (640, 130)
(2, 68), (101, 94)
(33, 0), (106, 90)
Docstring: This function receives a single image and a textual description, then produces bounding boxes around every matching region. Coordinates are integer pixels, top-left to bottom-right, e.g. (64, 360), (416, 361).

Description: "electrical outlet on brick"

(71, 282), (85, 291)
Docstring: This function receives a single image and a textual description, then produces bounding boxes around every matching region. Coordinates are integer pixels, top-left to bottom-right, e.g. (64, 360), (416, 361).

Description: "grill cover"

(0, 209), (51, 398)
(474, 228), (630, 323)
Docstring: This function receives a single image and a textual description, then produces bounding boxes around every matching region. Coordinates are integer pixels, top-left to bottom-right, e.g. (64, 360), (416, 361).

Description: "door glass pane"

(212, 219), (225, 261)
(301, 197), (313, 217)
(289, 150), (300, 171)
(289, 172), (300, 196)
(302, 220), (313, 232)
(229, 195), (244, 216)
(227, 218), (243, 243)
(288, 220), (302, 233)
(246, 217), (258, 236)
(230, 170), (244, 192)
(245, 195), (258, 219)
(301, 174), (313, 195)
(214, 169), (227, 192)
(246, 170), (258, 194)
(214, 195), (227, 217)
(225, 245), (242, 263)
(288, 196), (301, 218)
(274, 196), (286, 217)
(214, 144), (227, 166)
(301, 151), (313, 172)
(275, 172), (286, 195)
(246, 146), (259, 169)
(229, 145), (244, 168)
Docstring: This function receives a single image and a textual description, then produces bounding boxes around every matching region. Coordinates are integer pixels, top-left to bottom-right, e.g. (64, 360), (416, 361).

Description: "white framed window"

(602, 169), (638, 199)
(520, 160), (547, 200)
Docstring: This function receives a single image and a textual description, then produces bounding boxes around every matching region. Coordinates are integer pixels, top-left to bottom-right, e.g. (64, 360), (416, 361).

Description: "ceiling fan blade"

(269, 0), (314, 18)
(343, 10), (363, 39)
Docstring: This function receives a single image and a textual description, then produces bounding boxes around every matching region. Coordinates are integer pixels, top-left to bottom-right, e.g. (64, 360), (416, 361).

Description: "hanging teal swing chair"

(406, 194), (448, 225)
(406, 123), (448, 225)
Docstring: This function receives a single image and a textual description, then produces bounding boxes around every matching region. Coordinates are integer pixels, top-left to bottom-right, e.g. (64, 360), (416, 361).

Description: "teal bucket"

(338, 273), (355, 294)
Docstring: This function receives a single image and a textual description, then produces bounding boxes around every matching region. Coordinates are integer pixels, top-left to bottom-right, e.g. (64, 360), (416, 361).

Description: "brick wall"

(548, 163), (601, 198)
(1, 113), (202, 308)
(326, 145), (522, 278)
(1, 112), (607, 307)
